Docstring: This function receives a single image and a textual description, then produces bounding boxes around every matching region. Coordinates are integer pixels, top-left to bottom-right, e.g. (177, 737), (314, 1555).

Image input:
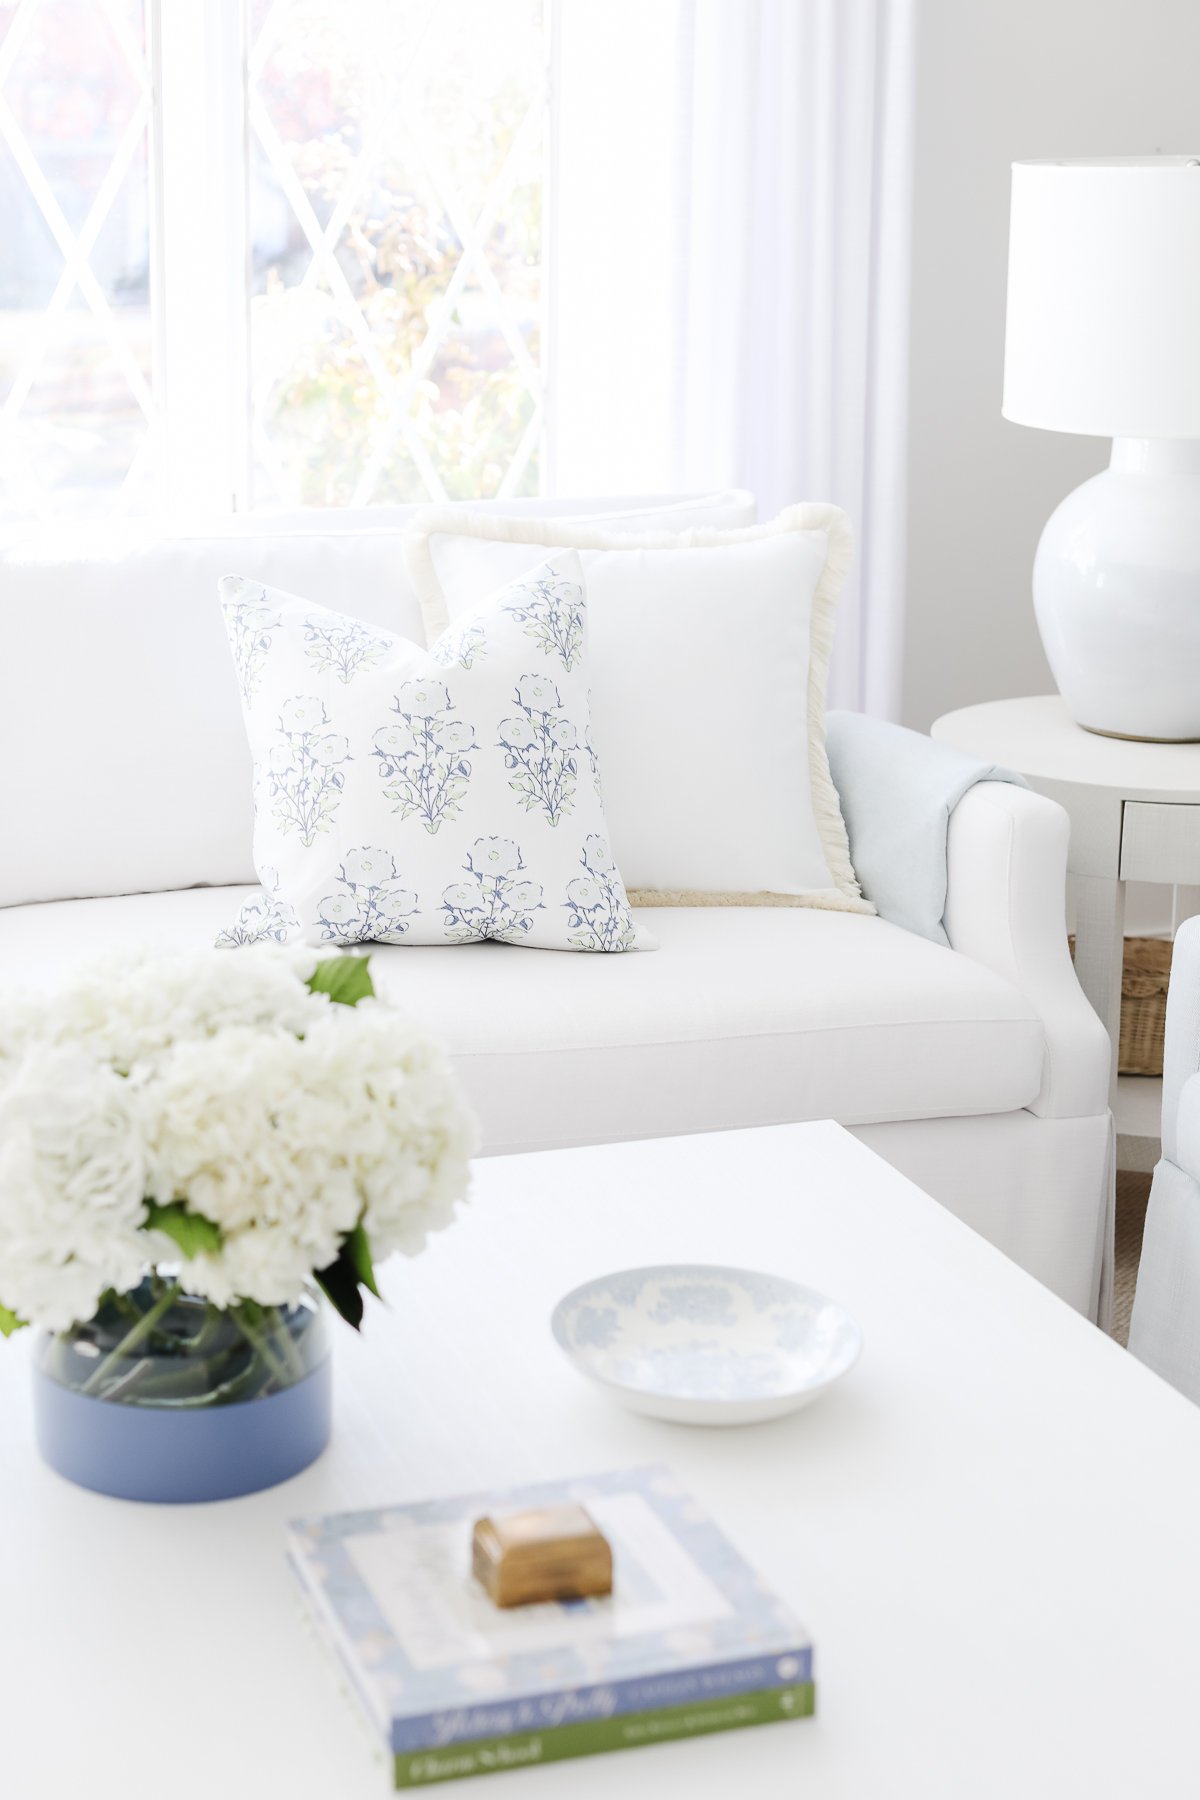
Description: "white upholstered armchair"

(1129, 917), (1200, 1397)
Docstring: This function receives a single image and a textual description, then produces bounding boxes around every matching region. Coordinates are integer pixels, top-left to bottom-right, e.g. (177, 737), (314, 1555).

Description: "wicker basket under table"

(1069, 935), (1173, 1078)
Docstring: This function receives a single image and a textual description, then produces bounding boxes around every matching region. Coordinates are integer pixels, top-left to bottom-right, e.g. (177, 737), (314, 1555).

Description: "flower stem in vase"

(81, 1280), (181, 1398)
(262, 1305), (310, 1382)
(232, 1302), (295, 1392)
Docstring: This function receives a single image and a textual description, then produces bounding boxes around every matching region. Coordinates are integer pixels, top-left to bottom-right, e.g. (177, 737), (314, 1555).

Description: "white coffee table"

(5, 1120), (1200, 1797)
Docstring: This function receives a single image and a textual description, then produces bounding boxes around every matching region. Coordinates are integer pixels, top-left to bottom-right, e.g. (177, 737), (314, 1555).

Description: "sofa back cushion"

(1, 493), (754, 907)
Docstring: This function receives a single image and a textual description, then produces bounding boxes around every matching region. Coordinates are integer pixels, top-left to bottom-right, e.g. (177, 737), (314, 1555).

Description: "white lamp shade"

(1003, 157), (1200, 438)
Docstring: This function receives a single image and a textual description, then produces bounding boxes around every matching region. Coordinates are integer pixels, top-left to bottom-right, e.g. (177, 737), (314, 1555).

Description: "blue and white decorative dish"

(551, 1264), (863, 1426)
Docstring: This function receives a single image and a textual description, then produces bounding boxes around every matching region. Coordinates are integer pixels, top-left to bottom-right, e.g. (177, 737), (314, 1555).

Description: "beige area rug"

(1109, 1170), (1151, 1349)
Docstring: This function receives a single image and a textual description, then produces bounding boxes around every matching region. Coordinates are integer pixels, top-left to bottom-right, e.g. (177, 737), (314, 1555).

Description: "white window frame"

(152, 0), (250, 516)
(0, 0), (561, 524)
(146, 0), (555, 522)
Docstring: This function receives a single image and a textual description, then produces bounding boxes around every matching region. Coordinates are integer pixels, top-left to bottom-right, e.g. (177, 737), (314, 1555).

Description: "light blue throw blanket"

(825, 711), (1026, 947)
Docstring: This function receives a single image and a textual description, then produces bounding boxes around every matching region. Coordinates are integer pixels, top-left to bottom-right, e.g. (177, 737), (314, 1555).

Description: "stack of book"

(288, 1464), (814, 1789)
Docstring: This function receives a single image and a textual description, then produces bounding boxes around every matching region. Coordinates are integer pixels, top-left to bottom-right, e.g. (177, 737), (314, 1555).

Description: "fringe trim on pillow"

(800, 508), (875, 916)
(404, 503), (875, 919)
(627, 887), (874, 913)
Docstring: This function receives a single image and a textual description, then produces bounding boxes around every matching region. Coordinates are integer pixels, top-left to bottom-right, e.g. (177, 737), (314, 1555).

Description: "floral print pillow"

(217, 555), (643, 953)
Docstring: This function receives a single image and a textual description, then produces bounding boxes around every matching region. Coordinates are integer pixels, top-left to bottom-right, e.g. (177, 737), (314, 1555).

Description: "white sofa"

(0, 495), (1112, 1317)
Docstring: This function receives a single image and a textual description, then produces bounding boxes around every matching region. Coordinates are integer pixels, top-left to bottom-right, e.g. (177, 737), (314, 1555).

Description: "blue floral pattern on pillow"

(373, 679), (478, 835)
(222, 578), (280, 703)
(501, 565), (585, 671)
(429, 618), (487, 672)
(302, 613), (391, 683)
(497, 673), (578, 827)
(564, 835), (635, 952)
(215, 869), (298, 946)
(267, 697), (351, 846)
(317, 847), (419, 943)
(442, 837), (545, 943)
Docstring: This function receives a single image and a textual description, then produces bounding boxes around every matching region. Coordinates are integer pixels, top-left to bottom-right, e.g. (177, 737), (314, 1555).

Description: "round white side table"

(933, 695), (1200, 1168)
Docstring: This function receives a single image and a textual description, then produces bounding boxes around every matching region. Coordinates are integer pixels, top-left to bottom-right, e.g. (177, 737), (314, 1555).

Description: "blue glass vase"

(33, 1279), (332, 1503)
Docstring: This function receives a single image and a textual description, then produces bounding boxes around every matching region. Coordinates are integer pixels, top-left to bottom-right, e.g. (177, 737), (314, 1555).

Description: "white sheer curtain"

(552, 0), (915, 718)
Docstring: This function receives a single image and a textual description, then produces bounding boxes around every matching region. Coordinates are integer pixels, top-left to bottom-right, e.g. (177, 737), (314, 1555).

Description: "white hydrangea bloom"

(0, 949), (476, 1330)
(2, 945), (322, 1075)
(0, 1047), (149, 1331)
(300, 1005), (475, 1262)
(141, 1006), (475, 1307)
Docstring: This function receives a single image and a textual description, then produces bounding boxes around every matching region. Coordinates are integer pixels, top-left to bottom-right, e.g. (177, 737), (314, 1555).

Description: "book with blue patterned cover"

(288, 1464), (813, 1778)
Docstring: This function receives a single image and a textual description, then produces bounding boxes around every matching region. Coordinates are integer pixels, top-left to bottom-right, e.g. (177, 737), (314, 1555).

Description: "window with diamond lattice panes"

(248, 0), (547, 510)
(0, 0), (152, 519)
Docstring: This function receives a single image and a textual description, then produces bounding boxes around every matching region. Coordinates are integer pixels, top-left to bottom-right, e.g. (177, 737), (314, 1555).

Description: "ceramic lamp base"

(1033, 438), (1200, 743)
(33, 1357), (332, 1503)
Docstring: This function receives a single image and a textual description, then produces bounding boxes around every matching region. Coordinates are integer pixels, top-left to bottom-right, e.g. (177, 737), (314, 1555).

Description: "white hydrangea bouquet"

(0, 947), (475, 1427)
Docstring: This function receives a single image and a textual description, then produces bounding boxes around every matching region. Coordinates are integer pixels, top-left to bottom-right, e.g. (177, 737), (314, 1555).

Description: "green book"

(393, 1683), (815, 1789)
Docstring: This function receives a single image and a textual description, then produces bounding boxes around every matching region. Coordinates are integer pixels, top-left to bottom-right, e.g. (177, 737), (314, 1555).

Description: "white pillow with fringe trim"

(404, 505), (872, 913)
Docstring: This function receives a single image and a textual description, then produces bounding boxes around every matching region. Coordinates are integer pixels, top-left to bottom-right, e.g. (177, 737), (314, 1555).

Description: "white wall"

(902, 0), (1200, 734)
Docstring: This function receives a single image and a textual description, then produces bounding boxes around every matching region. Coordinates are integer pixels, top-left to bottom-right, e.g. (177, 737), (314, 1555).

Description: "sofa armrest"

(943, 781), (1110, 1121)
(1160, 916), (1200, 1165)
(826, 709), (1024, 944)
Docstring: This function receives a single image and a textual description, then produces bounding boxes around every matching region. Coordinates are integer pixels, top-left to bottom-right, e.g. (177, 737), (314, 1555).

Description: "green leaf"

(143, 1201), (224, 1258)
(307, 955), (374, 1007)
(0, 1303), (27, 1339)
(314, 1240), (365, 1331)
(345, 1219), (381, 1300)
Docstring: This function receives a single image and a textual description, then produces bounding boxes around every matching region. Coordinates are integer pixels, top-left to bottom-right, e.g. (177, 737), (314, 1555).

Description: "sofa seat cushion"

(0, 887), (1045, 1153)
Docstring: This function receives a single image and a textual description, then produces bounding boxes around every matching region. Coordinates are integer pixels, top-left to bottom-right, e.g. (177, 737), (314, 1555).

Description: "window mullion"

(154, 0), (248, 520)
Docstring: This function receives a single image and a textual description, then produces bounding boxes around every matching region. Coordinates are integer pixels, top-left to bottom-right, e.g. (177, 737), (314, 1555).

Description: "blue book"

(288, 1464), (814, 1764)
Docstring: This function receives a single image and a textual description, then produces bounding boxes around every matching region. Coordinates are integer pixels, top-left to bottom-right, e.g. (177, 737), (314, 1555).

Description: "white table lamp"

(1003, 156), (1200, 741)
